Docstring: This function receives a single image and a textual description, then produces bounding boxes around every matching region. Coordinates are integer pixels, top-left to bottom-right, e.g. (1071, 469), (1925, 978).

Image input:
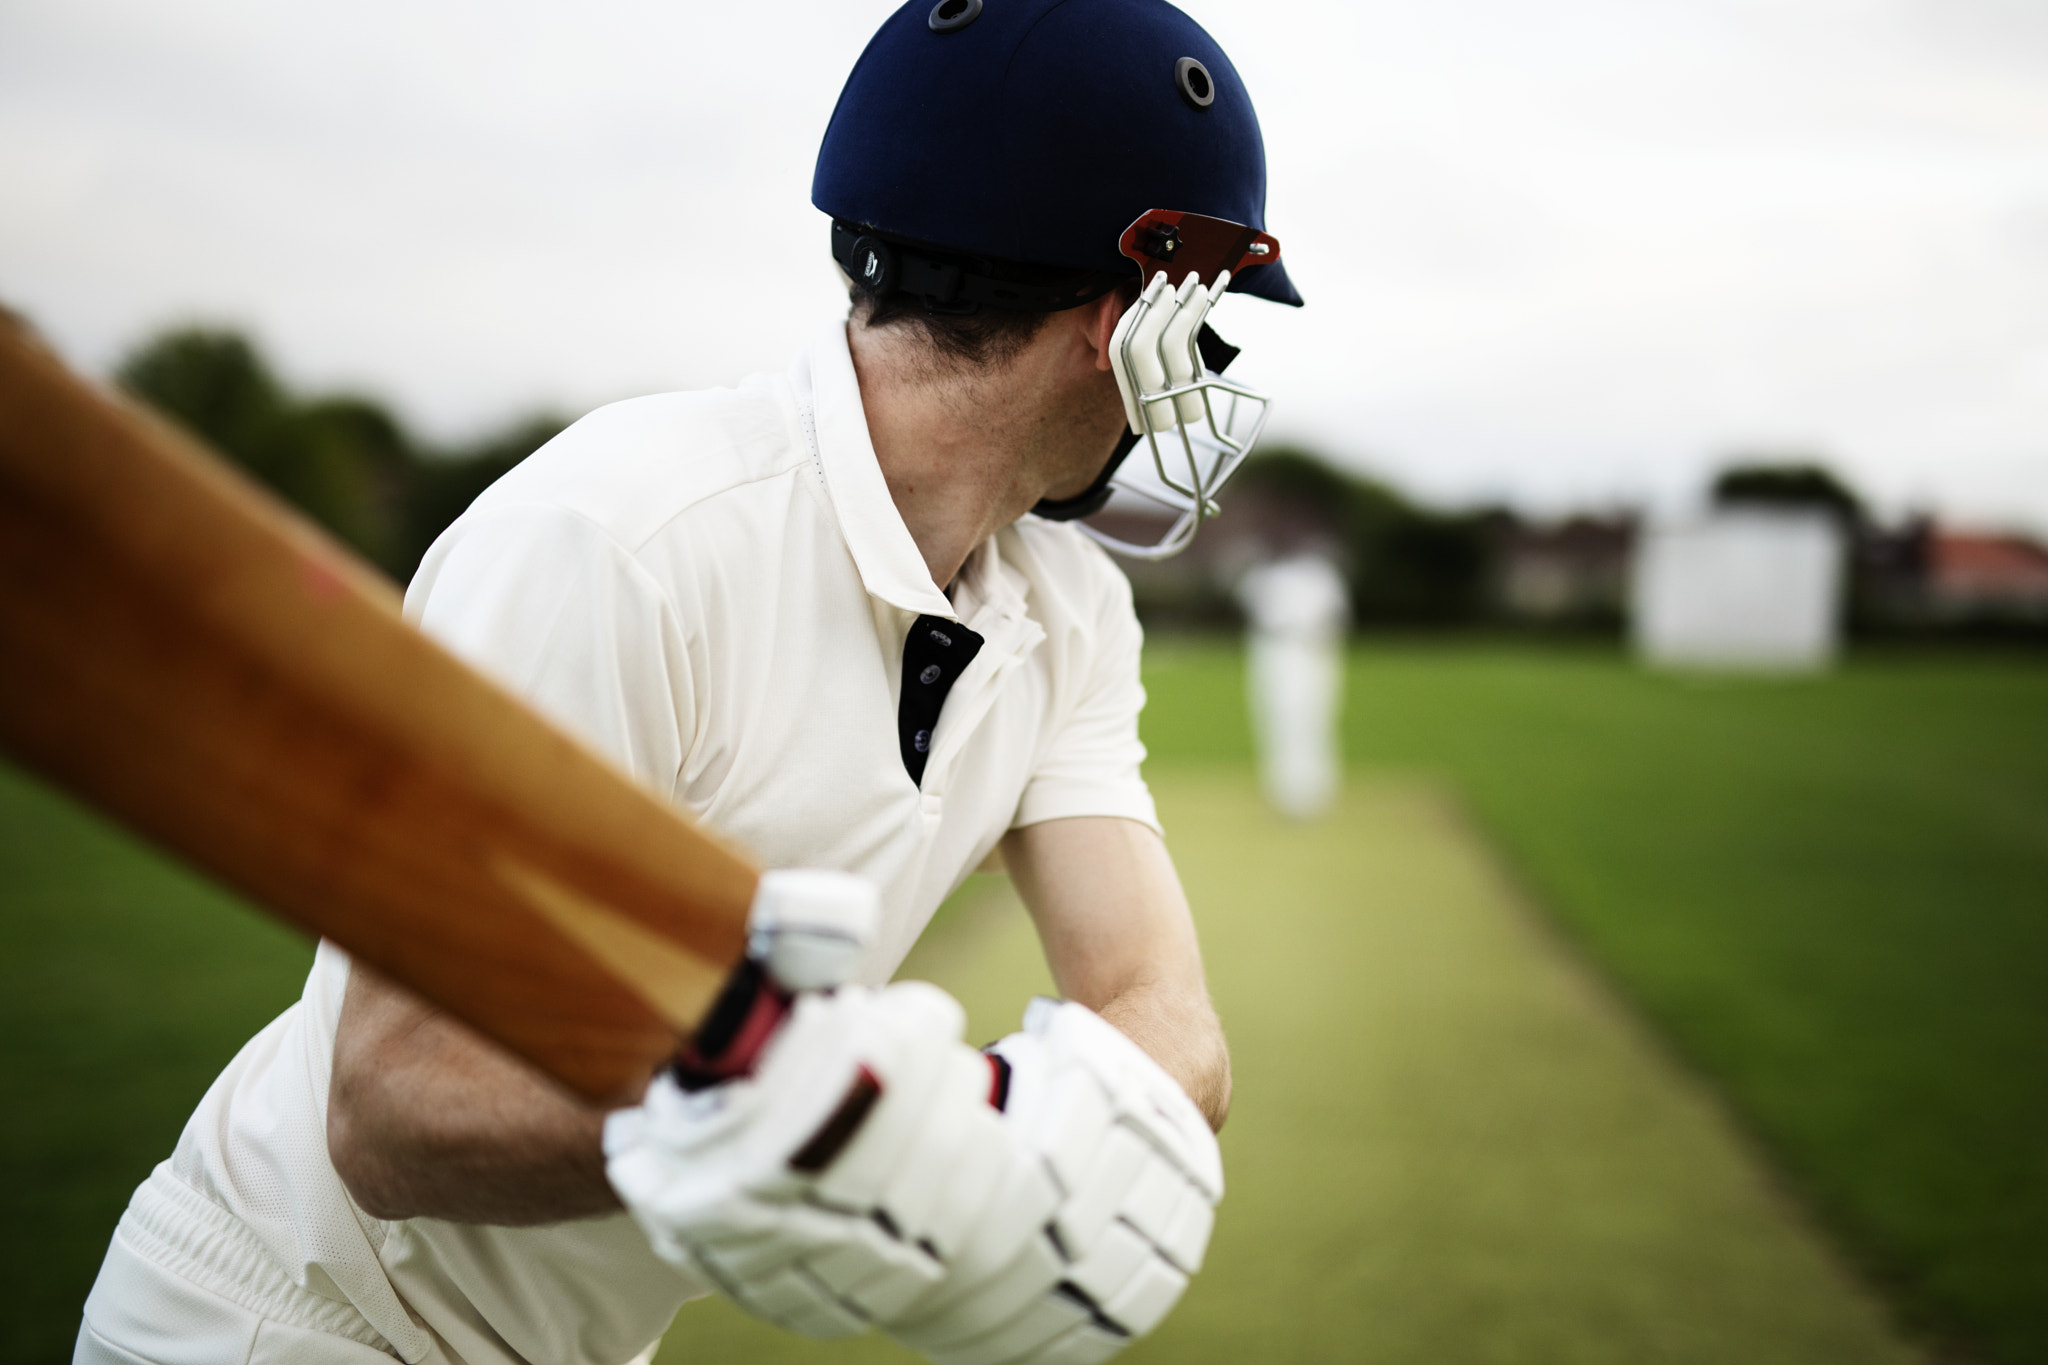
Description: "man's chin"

(1043, 434), (1130, 505)
(1040, 473), (1102, 505)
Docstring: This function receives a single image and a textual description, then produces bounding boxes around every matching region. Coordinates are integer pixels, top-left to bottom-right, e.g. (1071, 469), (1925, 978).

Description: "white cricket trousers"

(75, 1167), (398, 1365)
(1248, 629), (1341, 820)
(75, 1164), (670, 1365)
(75, 1237), (398, 1364)
(75, 1238), (666, 1365)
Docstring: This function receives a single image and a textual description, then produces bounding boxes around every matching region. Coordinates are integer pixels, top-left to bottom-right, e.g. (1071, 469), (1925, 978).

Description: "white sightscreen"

(1631, 510), (1846, 670)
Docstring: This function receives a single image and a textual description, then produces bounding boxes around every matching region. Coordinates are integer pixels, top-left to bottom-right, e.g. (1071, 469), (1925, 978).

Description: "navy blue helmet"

(813, 0), (1300, 312)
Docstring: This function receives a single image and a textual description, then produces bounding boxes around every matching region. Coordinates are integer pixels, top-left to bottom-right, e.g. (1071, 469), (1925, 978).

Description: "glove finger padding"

(886, 1000), (1222, 1365)
(606, 980), (1057, 1341)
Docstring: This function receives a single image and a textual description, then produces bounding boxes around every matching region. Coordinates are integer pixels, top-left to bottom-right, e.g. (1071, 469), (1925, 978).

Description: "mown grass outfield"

(3, 645), (2043, 1363)
(658, 776), (1916, 1365)
(1146, 644), (2048, 1365)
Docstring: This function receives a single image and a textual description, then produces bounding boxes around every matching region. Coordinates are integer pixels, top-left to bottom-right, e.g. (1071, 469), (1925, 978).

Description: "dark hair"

(843, 238), (1130, 370)
(849, 286), (1055, 371)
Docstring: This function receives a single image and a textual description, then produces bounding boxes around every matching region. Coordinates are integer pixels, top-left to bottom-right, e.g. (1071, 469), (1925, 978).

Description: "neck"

(846, 319), (1119, 589)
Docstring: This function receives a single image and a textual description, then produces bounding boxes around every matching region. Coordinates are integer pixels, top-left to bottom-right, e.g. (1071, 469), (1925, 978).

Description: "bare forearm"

(1003, 817), (1232, 1130)
(1096, 977), (1231, 1130)
(328, 963), (620, 1225)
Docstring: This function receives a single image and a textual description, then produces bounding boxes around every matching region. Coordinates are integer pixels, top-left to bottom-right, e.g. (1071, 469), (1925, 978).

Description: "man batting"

(74, 1), (1301, 1361)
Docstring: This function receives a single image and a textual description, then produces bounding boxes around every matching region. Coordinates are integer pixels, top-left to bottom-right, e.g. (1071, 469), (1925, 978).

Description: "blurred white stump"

(1237, 556), (1349, 821)
(1632, 510), (1846, 671)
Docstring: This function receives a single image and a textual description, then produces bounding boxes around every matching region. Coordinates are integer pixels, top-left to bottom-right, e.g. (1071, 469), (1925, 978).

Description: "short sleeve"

(403, 503), (694, 799)
(1012, 562), (1160, 834)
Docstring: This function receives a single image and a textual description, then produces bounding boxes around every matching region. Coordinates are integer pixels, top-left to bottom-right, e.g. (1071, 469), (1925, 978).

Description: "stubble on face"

(1030, 364), (1130, 504)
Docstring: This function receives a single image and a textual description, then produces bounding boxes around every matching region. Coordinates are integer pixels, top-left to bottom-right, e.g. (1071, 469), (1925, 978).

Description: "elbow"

(1203, 1040), (1233, 1133)
(326, 1075), (416, 1221)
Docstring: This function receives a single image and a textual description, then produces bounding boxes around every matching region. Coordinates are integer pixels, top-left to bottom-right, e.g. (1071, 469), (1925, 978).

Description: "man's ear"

(1084, 289), (1128, 372)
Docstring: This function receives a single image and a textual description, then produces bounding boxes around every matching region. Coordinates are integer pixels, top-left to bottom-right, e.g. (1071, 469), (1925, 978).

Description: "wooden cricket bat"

(0, 312), (758, 1106)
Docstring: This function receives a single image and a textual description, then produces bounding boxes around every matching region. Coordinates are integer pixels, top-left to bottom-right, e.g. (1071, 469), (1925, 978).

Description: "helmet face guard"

(1070, 209), (1279, 560)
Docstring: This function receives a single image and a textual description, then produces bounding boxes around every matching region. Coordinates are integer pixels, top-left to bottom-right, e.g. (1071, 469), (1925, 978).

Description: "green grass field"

(3, 644), (2043, 1363)
(1142, 643), (2048, 1362)
(655, 776), (1915, 1364)
(0, 764), (313, 1362)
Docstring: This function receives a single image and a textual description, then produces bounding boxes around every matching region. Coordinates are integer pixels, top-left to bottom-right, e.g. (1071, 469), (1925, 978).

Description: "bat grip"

(668, 958), (793, 1089)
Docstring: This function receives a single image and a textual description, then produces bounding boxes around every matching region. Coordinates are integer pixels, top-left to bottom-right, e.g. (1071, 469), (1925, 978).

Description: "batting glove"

(883, 999), (1222, 1365)
(604, 871), (1062, 1340)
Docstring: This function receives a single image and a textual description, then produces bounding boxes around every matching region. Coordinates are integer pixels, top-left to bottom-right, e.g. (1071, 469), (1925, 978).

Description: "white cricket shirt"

(123, 322), (1158, 1364)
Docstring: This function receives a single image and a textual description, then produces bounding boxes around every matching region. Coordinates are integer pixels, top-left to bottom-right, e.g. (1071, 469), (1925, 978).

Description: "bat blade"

(0, 314), (756, 1106)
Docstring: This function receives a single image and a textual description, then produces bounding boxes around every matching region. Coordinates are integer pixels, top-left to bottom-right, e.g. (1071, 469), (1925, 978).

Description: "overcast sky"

(5, 0), (2047, 532)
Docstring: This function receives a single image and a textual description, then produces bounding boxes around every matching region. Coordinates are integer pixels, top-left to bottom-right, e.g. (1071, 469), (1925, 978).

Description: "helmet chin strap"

(1029, 323), (1242, 524)
(1030, 429), (1141, 523)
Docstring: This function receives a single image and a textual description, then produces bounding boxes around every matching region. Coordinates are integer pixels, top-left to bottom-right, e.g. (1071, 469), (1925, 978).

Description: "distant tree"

(1230, 447), (1497, 625)
(116, 330), (287, 463)
(1228, 447), (1364, 512)
(1364, 511), (1494, 624)
(116, 326), (563, 584)
(117, 329), (408, 568)
(396, 415), (567, 580)
(292, 396), (425, 570)
(1712, 460), (1863, 524)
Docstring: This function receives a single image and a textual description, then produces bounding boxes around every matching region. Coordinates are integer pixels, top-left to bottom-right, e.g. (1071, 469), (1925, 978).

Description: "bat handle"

(669, 868), (878, 1087)
(667, 958), (793, 1088)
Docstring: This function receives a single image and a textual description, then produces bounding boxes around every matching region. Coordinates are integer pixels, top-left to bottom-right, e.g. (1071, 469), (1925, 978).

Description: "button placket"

(916, 603), (1043, 799)
(897, 614), (984, 787)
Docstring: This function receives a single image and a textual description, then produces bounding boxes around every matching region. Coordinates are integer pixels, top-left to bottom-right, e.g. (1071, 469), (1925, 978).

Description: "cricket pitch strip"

(665, 773), (1923, 1365)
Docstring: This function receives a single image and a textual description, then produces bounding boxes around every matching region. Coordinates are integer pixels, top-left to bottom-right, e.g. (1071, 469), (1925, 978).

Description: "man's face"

(1037, 364), (1130, 503)
(1023, 289), (1134, 504)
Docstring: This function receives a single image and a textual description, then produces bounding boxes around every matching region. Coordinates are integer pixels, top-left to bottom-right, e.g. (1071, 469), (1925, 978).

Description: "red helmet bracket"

(1118, 209), (1281, 291)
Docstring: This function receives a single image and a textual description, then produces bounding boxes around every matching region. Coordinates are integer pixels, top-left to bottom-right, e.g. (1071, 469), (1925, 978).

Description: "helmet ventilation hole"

(1175, 57), (1214, 110)
(928, 0), (982, 34)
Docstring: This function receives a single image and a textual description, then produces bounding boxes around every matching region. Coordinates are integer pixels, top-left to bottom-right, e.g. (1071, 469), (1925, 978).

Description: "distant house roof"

(1498, 516), (1635, 562)
(1497, 515), (1635, 619)
(1927, 531), (2048, 606)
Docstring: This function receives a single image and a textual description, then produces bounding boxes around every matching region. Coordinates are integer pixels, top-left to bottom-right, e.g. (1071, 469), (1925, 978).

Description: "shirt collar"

(796, 322), (956, 620)
(951, 530), (1032, 629)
